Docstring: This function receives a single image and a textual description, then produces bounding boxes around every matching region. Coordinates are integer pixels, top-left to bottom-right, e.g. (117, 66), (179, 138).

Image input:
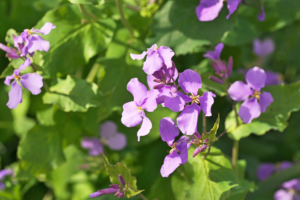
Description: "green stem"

(78, 4), (99, 21)
(86, 63), (100, 83)
(138, 193), (148, 200)
(115, 0), (134, 37)
(202, 112), (206, 133)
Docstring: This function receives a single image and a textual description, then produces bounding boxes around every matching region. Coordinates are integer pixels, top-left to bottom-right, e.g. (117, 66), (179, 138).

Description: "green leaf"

(147, 0), (234, 55)
(68, 0), (105, 5)
(43, 75), (105, 112)
(202, 114), (220, 144)
(18, 125), (65, 175)
(171, 147), (238, 200)
(103, 154), (143, 198)
(226, 82), (300, 140)
(35, 4), (116, 77)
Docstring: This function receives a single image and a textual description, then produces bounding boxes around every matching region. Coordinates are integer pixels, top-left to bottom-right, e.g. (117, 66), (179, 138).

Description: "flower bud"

(99, 188), (119, 195)
(115, 191), (120, 196)
(204, 139), (209, 143)
(118, 193), (124, 198)
(165, 79), (171, 84)
(193, 132), (202, 140)
(110, 184), (120, 189)
(193, 147), (201, 158)
(90, 191), (101, 198)
(118, 174), (126, 186)
(199, 144), (208, 152)
(171, 85), (177, 93)
(153, 78), (162, 83)
(209, 76), (224, 84)
(153, 83), (165, 89)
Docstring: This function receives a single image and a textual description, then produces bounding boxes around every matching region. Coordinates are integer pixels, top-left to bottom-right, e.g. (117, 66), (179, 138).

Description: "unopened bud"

(193, 132), (202, 140)
(110, 184), (120, 189)
(153, 78), (162, 83)
(171, 85), (177, 93)
(204, 138), (209, 143)
(154, 83), (165, 89)
(165, 79), (171, 84)
(118, 193), (124, 198)
(193, 147), (201, 158)
(90, 191), (101, 198)
(115, 191), (120, 196)
(118, 174), (125, 186)
(209, 76), (224, 84)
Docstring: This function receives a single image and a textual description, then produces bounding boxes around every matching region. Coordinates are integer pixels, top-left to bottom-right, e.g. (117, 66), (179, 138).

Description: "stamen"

(190, 94), (200, 104)
(26, 29), (33, 35)
(154, 46), (159, 51)
(14, 75), (21, 81)
(136, 106), (143, 112)
(169, 143), (178, 153)
(252, 90), (261, 100)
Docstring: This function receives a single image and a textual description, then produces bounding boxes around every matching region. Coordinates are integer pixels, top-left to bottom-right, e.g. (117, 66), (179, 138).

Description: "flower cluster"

(81, 121), (127, 156)
(121, 44), (216, 177)
(196, 0), (265, 22)
(0, 22), (56, 109)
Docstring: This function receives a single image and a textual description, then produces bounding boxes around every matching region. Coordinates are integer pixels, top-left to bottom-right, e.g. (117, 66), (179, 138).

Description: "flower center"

(26, 29), (33, 35)
(136, 106), (143, 112)
(190, 94), (200, 104)
(169, 143), (178, 153)
(14, 75), (21, 81)
(252, 90), (261, 100)
(154, 46), (159, 51)
(100, 138), (106, 145)
(289, 188), (295, 195)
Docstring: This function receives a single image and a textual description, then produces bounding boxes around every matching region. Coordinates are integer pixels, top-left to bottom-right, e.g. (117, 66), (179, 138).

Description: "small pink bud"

(193, 132), (202, 140)
(153, 78), (162, 83)
(118, 174), (125, 186)
(204, 138), (209, 143)
(115, 191), (120, 196)
(193, 147), (201, 158)
(154, 83), (165, 89)
(171, 85), (177, 93)
(118, 193), (124, 198)
(110, 184), (120, 189)
(209, 76), (224, 84)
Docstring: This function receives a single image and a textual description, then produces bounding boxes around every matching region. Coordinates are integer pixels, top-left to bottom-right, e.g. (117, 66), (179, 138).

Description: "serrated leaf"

(43, 75), (105, 112)
(103, 154), (143, 198)
(202, 114), (220, 144)
(226, 82), (300, 140)
(35, 4), (116, 77)
(171, 147), (238, 200)
(146, 0), (234, 55)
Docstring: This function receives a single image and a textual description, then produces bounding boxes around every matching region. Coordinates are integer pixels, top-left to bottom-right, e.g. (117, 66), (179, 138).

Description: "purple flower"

(274, 178), (300, 200)
(90, 174), (126, 198)
(81, 121), (127, 156)
(196, 0), (242, 21)
(253, 38), (275, 57)
(0, 43), (19, 59)
(19, 22), (56, 57)
(257, 161), (293, 181)
(4, 58), (43, 109)
(130, 44), (175, 75)
(164, 70), (215, 135)
(0, 169), (13, 190)
(258, 6), (266, 21)
(265, 70), (283, 86)
(228, 67), (273, 123)
(203, 43), (224, 61)
(159, 118), (191, 177)
(121, 78), (157, 141)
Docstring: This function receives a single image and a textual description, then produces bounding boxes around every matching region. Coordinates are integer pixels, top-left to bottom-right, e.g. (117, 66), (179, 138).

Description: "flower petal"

(157, 46), (174, 69)
(228, 81), (252, 101)
(19, 57), (31, 71)
(127, 78), (148, 106)
(81, 137), (103, 156)
(105, 133), (127, 150)
(164, 91), (191, 112)
(257, 163), (275, 181)
(39, 22), (56, 35)
(239, 98), (261, 123)
(160, 151), (182, 178)
(282, 179), (299, 190)
(27, 35), (50, 53)
(143, 51), (163, 75)
(0, 169), (13, 180)
(100, 121), (118, 139)
(4, 75), (15, 86)
(246, 67), (266, 91)
(226, 0), (242, 19)
(274, 189), (293, 200)
(137, 116), (152, 141)
(142, 90), (158, 112)
(130, 51), (148, 60)
(253, 38), (275, 57)
(203, 43), (224, 61)
(20, 73), (43, 95)
(159, 117), (179, 145)
(196, 0), (224, 22)
(178, 69), (202, 95)
(259, 92), (273, 112)
(177, 104), (201, 135)
(121, 101), (143, 127)
(199, 91), (216, 117)
(7, 81), (22, 109)
(257, 6), (266, 22)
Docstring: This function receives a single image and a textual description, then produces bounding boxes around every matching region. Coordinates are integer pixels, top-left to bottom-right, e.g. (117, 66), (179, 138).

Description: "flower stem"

(86, 63), (100, 83)
(202, 112), (206, 133)
(138, 193), (148, 200)
(78, 4), (99, 21)
(115, 0), (134, 38)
